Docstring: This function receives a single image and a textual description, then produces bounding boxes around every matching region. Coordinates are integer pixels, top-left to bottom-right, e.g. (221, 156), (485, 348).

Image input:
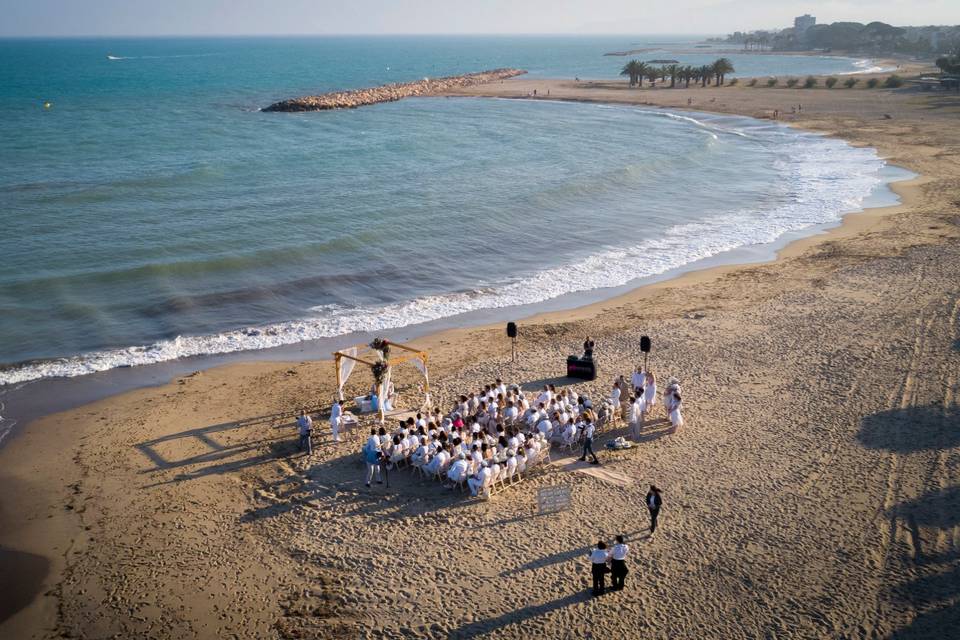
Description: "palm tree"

(665, 64), (680, 88)
(645, 66), (661, 87)
(713, 58), (735, 86)
(699, 65), (712, 87)
(620, 60), (647, 87)
(682, 65), (695, 88)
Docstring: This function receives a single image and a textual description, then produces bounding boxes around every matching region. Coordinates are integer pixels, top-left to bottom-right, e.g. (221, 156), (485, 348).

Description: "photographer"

(363, 429), (383, 488)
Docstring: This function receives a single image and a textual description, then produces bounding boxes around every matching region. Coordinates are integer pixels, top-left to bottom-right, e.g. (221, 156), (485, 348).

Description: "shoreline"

(0, 109), (915, 446)
(2, 74), (959, 637)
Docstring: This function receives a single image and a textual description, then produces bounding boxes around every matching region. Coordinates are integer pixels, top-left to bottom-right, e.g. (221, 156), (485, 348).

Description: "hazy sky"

(2, 0), (958, 37)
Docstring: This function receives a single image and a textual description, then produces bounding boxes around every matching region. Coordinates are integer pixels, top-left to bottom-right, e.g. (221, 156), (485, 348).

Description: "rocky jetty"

(263, 68), (527, 112)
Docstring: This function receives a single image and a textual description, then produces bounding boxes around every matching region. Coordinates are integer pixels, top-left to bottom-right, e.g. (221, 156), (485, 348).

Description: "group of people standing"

(609, 367), (684, 438)
(589, 485), (663, 596)
(296, 399), (345, 455)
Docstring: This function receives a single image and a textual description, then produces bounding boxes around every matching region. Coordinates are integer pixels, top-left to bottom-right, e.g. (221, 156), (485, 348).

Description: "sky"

(2, 0), (958, 37)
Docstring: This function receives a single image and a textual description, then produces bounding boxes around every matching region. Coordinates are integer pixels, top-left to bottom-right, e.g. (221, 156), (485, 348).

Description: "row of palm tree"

(620, 58), (735, 88)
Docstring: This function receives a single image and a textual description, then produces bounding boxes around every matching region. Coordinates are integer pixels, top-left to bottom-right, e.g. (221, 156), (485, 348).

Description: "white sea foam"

(0, 114), (887, 386)
(839, 59), (898, 75)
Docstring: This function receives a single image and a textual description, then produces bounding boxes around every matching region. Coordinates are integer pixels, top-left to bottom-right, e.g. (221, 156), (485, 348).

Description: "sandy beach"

(2, 70), (959, 639)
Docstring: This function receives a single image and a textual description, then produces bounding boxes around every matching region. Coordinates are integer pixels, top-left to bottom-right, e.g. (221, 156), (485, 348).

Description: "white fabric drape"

(337, 346), (358, 400)
(379, 365), (392, 422)
(411, 357), (431, 408)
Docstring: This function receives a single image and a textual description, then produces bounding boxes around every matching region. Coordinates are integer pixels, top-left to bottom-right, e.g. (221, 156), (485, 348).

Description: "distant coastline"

(262, 68), (525, 112)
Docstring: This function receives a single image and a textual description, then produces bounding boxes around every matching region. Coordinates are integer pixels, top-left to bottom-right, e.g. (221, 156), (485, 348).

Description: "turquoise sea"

(0, 36), (894, 387)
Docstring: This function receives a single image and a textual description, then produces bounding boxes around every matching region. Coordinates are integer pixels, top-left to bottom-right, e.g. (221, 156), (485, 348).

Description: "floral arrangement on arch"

(371, 361), (389, 387)
(369, 337), (390, 359)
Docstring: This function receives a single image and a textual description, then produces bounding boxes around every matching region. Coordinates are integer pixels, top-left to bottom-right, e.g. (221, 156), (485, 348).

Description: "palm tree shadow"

(857, 404), (958, 453)
(891, 602), (960, 639)
(891, 486), (960, 532)
(446, 591), (590, 639)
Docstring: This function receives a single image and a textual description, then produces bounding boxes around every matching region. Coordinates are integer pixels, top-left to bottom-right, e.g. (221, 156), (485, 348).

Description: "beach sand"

(2, 73), (960, 639)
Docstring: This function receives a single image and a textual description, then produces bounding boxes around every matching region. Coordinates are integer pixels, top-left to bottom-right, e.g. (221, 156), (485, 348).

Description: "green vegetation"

(935, 48), (960, 74)
(843, 77), (860, 88)
(825, 77), (838, 88)
(786, 78), (799, 88)
(620, 60), (647, 87)
(728, 77), (739, 86)
(803, 76), (818, 88)
(766, 77), (778, 87)
(866, 78), (880, 88)
(747, 78), (758, 87)
(884, 74), (904, 88)
(618, 58), (736, 90)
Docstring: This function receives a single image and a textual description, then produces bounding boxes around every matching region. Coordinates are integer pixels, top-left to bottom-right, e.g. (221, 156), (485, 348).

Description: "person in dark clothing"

(646, 485), (663, 534)
(589, 540), (610, 596)
(583, 336), (595, 359)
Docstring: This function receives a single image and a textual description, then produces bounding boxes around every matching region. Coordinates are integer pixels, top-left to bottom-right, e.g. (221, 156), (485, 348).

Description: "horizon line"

(0, 32), (723, 40)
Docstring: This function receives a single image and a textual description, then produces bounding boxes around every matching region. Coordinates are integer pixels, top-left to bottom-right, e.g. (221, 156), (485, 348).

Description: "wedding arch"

(333, 338), (431, 421)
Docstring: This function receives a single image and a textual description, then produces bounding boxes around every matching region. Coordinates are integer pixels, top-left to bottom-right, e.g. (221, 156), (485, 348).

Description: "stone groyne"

(262, 68), (527, 112)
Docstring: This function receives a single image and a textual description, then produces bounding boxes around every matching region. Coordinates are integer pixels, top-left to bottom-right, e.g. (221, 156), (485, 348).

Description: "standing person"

(646, 485), (663, 535)
(583, 336), (595, 359)
(609, 383), (621, 421)
(631, 366), (645, 396)
(329, 399), (343, 443)
(610, 535), (629, 591)
(668, 391), (684, 432)
(297, 409), (313, 455)
(644, 371), (657, 416)
(579, 418), (599, 465)
(363, 429), (382, 488)
(589, 541), (611, 596)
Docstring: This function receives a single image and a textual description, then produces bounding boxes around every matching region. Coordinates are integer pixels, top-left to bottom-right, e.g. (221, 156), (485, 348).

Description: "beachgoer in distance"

(297, 409), (312, 455)
(590, 540), (611, 596)
(669, 391), (684, 432)
(646, 485), (663, 534)
(330, 399), (343, 443)
(611, 535), (629, 591)
(579, 418), (599, 465)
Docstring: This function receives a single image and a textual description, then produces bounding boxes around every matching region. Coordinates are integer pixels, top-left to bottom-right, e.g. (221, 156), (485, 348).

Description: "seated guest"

(447, 453), (469, 485)
(505, 451), (518, 480)
(389, 434), (405, 463)
(411, 437), (429, 465)
(468, 462), (492, 496)
(517, 448), (528, 474)
(537, 415), (553, 439)
(503, 401), (519, 422)
(425, 444), (449, 476)
(495, 378), (507, 397)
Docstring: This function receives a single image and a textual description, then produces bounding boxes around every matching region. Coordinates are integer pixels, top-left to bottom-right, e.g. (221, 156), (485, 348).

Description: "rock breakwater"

(263, 68), (527, 112)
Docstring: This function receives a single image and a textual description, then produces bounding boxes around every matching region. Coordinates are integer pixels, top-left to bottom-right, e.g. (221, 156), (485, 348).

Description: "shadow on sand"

(857, 404), (958, 453)
(885, 485), (960, 638)
(445, 591), (589, 639)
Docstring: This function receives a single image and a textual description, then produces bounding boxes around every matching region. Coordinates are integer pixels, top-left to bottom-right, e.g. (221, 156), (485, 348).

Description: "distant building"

(794, 14), (816, 34)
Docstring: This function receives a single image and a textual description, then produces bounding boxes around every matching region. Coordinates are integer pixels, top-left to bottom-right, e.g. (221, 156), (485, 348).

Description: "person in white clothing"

(536, 417), (553, 439)
(329, 400), (343, 442)
(644, 372), (657, 413)
(446, 453), (469, 486)
(668, 391), (684, 432)
(468, 462), (492, 496)
(297, 410), (313, 454)
(630, 395), (647, 440)
(425, 445), (449, 476)
(609, 383), (621, 419)
(631, 366), (645, 395)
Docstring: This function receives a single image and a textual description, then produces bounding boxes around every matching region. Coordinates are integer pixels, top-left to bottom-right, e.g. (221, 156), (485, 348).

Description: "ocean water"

(1, 36), (890, 386)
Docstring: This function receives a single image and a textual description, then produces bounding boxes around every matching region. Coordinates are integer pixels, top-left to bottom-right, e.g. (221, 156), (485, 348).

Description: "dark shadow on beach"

(884, 486), (960, 638)
(446, 591), (589, 639)
(857, 404), (958, 453)
(0, 547), (50, 624)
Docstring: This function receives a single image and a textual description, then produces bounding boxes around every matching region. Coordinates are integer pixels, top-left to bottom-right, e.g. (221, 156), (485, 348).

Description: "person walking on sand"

(297, 409), (313, 455)
(579, 418), (600, 465)
(589, 540), (611, 596)
(330, 399), (343, 443)
(646, 485), (663, 534)
(610, 535), (629, 591)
